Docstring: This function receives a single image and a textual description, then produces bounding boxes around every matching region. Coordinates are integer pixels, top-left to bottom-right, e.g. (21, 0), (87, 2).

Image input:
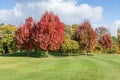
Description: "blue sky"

(78, 0), (120, 24)
(0, 0), (120, 36)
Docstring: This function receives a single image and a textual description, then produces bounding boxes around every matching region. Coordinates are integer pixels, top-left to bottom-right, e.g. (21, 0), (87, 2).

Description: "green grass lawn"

(0, 54), (120, 80)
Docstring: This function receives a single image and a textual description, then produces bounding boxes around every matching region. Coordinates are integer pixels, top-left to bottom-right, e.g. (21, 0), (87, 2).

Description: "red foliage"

(14, 12), (65, 51)
(72, 20), (97, 52)
(99, 34), (112, 50)
(34, 12), (65, 51)
(14, 17), (34, 50)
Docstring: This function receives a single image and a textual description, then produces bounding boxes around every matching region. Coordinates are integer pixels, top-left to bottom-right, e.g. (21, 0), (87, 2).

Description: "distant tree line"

(0, 11), (120, 56)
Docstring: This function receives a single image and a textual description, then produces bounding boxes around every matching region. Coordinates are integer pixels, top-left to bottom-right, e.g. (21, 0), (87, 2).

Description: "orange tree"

(72, 20), (97, 54)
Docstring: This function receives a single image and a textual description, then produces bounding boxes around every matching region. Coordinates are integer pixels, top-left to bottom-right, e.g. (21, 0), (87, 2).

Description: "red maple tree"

(72, 20), (97, 53)
(33, 12), (65, 51)
(99, 34), (112, 53)
(14, 17), (34, 50)
(14, 12), (65, 53)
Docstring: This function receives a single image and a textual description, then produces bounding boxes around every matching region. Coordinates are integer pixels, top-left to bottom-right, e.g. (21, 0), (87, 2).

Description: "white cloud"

(0, 0), (103, 25)
(92, 23), (109, 29)
(92, 20), (120, 36)
(109, 20), (120, 36)
(114, 20), (120, 27)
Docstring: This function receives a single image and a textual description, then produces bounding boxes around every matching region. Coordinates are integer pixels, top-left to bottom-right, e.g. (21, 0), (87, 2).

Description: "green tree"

(111, 36), (119, 53)
(117, 28), (120, 53)
(0, 23), (4, 27)
(64, 24), (71, 35)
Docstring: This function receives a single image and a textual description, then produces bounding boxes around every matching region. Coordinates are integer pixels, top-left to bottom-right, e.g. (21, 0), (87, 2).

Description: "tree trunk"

(84, 50), (87, 56)
(45, 50), (48, 57)
(104, 48), (107, 54)
(68, 53), (70, 57)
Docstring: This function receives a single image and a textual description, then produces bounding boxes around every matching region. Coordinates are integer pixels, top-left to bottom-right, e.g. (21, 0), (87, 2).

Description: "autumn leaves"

(14, 12), (64, 51)
(14, 11), (112, 54)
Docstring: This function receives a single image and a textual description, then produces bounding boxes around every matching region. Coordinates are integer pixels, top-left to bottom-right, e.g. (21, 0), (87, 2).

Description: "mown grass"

(0, 54), (120, 80)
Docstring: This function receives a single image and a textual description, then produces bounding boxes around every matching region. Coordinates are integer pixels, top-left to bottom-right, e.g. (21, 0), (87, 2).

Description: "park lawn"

(0, 54), (120, 80)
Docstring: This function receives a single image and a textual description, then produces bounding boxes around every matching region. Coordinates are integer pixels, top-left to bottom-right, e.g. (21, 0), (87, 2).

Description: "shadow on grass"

(80, 53), (94, 56)
(0, 51), (45, 58)
(49, 52), (94, 57)
(0, 51), (94, 58)
(0, 51), (68, 58)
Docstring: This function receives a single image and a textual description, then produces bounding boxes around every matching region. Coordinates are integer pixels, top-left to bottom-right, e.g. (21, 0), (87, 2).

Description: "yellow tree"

(61, 34), (79, 56)
(0, 24), (17, 53)
(71, 24), (79, 34)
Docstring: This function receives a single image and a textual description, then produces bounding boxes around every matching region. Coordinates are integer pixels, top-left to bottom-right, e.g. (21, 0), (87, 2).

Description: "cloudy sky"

(0, 0), (120, 36)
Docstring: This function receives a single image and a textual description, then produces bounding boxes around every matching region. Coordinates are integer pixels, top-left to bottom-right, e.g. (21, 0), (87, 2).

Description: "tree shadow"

(48, 51), (94, 57)
(0, 51), (94, 58)
(48, 51), (68, 57)
(80, 53), (94, 56)
(0, 51), (45, 58)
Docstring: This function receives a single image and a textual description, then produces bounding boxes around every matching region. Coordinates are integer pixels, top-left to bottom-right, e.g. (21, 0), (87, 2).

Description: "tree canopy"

(14, 11), (65, 52)
(72, 20), (97, 53)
